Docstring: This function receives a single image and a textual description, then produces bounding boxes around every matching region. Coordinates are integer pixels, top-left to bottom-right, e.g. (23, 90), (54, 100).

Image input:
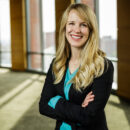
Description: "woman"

(39, 3), (114, 130)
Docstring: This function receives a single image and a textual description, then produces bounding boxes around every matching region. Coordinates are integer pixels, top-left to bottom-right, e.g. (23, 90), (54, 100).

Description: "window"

(26, 0), (56, 73)
(42, 0), (56, 72)
(0, 0), (11, 67)
(98, 0), (117, 90)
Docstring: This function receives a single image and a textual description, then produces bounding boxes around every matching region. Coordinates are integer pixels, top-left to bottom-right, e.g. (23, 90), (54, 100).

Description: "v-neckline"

(68, 67), (79, 76)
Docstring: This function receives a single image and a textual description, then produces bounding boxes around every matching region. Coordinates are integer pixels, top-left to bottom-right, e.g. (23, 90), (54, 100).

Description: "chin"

(71, 44), (84, 49)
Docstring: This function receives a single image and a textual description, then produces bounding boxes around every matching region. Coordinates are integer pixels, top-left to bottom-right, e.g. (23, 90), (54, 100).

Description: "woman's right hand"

(81, 91), (95, 108)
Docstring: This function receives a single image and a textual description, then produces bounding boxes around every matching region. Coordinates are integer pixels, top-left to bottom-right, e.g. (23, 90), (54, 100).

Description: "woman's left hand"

(81, 91), (95, 108)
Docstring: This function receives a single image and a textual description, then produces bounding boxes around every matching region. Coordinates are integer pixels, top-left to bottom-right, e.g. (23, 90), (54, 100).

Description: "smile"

(71, 34), (83, 40)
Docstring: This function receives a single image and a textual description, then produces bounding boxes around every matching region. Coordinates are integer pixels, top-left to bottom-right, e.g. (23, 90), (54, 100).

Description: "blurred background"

(0, 0), (129, 130)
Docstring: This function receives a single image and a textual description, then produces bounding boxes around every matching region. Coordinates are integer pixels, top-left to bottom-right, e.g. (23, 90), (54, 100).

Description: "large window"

(26, 0), (42, 72)
(0, 0), (11, 67)
(42, 0), (56, 72)
(26, 0), (55, 73)
(99, 0), (117, 58)
(98, 0), (117, 90)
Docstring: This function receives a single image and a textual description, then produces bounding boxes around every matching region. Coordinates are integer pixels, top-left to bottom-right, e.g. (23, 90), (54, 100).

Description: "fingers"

(82, 98), (94, 107)
(81, 91), (95, 108)
(85, 94), (94, 100)
(82, 102), (88, 107)
(87, 91), (93, 96)
(84, 91), (94, 101)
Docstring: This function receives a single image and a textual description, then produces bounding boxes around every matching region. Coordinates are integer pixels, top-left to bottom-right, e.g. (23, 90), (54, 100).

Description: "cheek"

(66, 26), (72, 33)
(83, 29), (90, 38)
(65, 28), (70, 40)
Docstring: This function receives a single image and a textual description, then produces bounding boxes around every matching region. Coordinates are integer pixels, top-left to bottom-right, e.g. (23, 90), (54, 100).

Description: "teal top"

(48, 95), (62, 109)
(64, 67), (79, 100)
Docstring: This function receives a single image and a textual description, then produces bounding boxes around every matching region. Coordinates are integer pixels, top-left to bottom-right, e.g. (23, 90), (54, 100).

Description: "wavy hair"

(53, 3), (106, 91)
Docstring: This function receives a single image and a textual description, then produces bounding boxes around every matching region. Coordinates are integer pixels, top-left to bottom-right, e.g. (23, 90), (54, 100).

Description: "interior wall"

(10, 0), (27, 70)
(117, 0), (130, 99)
(55, 0), (74, 50)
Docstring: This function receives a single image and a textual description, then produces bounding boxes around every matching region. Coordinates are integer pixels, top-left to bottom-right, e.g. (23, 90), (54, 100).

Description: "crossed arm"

(39, 59), (114, 126)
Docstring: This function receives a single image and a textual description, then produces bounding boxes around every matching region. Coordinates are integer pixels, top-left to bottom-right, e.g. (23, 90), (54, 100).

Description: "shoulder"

(103, 58), (114, 82)
(46, 58), (56, 76)
(104, 58), (114, 74)
(49, 58), (56, 69)
(95, 58), (114, 83)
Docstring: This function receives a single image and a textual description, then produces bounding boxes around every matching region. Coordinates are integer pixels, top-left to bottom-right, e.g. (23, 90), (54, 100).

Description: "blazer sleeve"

(53, 59), (114, 126)
(39, 59), (59, 119)
(39, 59), (114, 126)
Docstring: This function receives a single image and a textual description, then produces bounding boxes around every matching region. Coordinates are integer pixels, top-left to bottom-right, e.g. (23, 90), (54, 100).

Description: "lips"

(71, 34), (82, 40)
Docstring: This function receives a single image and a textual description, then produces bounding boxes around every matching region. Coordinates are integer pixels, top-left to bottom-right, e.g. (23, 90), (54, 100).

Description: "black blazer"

(39, 58), (114, 130)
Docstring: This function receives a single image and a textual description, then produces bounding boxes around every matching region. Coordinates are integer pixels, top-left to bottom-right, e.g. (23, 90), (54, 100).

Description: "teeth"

(71, 35), (81, 39)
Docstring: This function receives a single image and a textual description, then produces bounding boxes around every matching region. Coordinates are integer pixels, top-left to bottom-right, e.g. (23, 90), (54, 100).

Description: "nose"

(74, 25), (81, 33)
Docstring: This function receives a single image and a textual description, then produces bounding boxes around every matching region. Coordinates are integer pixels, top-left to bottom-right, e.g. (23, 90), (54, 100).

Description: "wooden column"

(55, 0), (74, 50)
(117, 0), (130, 99)
(10, 0), (27, 71)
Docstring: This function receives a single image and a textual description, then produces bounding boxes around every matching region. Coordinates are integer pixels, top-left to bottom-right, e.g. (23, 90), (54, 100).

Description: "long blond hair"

(53, 3), (106, 91)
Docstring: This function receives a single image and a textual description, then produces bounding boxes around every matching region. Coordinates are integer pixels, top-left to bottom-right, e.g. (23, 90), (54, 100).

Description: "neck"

(70, 47), (81, 63)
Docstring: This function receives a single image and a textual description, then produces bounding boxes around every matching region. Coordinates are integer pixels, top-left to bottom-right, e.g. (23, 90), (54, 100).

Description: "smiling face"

(65, 9), (90, 49)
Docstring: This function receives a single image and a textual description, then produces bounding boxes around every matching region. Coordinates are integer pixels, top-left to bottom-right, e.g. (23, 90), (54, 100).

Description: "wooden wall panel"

(10, 0), (27, 70)
(118, 62), (130, 99)
(117, 0), (130, 99)
(55, 0), (74, 49)
(118, 29), (130, 62)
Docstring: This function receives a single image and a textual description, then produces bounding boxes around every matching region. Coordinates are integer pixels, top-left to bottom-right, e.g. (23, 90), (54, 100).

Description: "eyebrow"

(67, 21), (87, 23)
(67, 21), (74, 22)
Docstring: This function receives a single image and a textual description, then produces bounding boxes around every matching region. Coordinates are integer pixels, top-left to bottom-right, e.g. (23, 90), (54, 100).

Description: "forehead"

(67, 9), (85, 22)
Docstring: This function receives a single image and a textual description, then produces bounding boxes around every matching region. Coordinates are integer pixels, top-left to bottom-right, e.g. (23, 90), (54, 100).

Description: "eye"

(68, 22), (74, 25)
(81, 23), (87, 27)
